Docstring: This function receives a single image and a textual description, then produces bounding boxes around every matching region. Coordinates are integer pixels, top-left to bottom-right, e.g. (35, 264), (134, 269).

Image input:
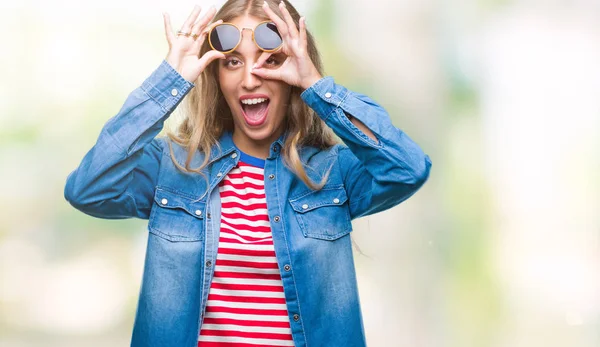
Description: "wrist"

(300, 72), (323, 90)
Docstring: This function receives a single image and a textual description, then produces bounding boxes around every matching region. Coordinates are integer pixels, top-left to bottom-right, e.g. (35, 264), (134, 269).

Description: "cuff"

(141, 60), (195, 112)
(300, 76), (350, 121)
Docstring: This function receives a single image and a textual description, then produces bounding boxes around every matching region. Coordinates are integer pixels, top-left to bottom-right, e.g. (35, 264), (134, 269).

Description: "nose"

(239, 28), (262, 90)
(241, 63), (262, 90)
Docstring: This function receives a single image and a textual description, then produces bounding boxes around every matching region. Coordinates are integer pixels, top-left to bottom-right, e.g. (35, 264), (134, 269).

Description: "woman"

(64, 0), (432, 346)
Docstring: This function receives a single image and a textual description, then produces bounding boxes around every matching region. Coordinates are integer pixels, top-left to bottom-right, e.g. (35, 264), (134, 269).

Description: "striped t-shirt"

(197, 152), (295, 347)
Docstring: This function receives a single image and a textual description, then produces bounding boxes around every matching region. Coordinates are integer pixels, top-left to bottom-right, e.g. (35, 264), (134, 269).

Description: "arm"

(64, 60), (193, 219)
(65, 5), (227, 220)
(348, 114), (377, 142)
(246, 1), (431, 217)
(300, 77), (432, 219)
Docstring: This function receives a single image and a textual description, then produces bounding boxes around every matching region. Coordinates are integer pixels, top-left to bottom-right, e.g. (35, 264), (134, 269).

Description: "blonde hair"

(165, 0), (338, 190)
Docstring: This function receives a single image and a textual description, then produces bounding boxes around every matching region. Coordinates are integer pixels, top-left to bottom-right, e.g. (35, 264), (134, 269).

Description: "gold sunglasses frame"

(208, 21), (283, 54)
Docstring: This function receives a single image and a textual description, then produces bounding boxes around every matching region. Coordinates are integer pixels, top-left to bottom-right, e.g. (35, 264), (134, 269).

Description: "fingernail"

(253, 63), (257, 69)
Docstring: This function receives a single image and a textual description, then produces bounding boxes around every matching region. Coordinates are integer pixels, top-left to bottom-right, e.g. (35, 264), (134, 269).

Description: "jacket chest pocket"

(149, 188), (206, 242)
(288, 186), (352, 241)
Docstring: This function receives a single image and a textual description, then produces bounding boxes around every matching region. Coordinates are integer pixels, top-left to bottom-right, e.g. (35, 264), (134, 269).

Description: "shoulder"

(299, 143), (346, 162)
(300, 143), (357, 171)
(291, 144), (350, 187)
(154, 136), (211, 169)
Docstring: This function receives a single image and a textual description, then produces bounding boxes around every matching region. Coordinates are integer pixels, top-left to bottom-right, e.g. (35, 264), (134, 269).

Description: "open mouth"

(240, 97), (270, 126)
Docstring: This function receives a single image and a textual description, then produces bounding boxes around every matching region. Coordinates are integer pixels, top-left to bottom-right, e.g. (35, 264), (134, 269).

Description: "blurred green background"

(1, 0), (599, 346)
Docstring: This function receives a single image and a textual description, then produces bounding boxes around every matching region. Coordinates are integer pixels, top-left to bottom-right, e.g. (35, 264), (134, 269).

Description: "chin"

(237, 121), (281, 142)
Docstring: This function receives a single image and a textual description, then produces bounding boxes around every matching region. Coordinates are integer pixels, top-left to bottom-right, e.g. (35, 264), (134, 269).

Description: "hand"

(251, 1), (323, 90)
(163, 5), (225, 83)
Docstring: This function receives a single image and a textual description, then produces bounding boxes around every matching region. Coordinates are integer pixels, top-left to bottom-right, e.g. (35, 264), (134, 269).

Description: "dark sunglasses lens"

(254, 22), (282, 51)
(210, 24), (240, 52)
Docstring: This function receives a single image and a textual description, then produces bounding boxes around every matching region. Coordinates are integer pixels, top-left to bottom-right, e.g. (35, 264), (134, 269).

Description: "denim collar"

(207, 130), (287, 164)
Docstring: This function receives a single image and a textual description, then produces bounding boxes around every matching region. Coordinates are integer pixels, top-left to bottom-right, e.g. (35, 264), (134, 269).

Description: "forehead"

(229, 14), (265, 29)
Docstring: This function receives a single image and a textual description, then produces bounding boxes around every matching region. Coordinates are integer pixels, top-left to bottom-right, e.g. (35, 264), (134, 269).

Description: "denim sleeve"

(64, 60), (194, 219)
(300, 76), (432, 219)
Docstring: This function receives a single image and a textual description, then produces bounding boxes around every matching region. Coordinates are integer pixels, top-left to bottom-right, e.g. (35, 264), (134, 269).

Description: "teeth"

(241, 98), (268, 105)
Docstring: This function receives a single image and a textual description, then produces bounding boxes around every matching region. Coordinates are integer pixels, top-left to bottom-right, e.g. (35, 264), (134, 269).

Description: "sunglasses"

(208, 21), (283, 54)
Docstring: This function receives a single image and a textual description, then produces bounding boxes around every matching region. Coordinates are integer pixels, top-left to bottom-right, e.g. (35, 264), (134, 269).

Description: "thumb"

(197, 50), (226, 71)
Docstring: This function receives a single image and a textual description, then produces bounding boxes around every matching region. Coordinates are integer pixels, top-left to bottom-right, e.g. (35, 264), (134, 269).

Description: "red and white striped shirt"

(198, 155), (295, 347)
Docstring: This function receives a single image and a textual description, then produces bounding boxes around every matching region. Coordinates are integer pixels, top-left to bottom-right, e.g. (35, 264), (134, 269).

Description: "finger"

(180, 5), (202, 32)
(278, 1), (298, 39)
(299, 17), (307, 47)
(202, 19), (224, 36)
(163, 12), (175, 45)
(191, 5), (217, 35)
(253, 51), (273, 70)
(197, 50), (227, 71)
(251, 67), (282, 81)
(192, 19), (223, 48)
(262, 1), (289, 37)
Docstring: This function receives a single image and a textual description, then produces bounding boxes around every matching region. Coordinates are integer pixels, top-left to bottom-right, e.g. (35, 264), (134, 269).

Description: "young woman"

(64, 0), (432, 346)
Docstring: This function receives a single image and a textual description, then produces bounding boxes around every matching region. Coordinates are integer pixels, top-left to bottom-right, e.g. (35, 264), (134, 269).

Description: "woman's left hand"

(251, 1), (322, 90)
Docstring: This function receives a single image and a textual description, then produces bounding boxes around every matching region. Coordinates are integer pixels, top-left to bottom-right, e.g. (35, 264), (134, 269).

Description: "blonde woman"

(64, 0), (432, 346)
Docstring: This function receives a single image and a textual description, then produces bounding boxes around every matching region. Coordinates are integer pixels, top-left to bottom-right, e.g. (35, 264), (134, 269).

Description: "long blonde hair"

(165, 0), (338, 190)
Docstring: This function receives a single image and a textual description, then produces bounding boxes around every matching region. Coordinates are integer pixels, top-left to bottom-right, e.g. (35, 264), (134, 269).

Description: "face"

(218, 15), (291, 157)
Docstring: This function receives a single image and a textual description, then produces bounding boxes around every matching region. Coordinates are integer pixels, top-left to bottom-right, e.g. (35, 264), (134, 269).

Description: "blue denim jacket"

(64, 60), (432, 347)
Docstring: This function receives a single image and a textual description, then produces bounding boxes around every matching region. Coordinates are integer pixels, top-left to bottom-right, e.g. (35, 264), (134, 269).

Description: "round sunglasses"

(208, 21), (283, 54)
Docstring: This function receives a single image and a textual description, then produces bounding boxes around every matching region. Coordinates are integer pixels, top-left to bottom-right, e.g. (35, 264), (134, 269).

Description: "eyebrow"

(222, 51), (240, 59)
(225, 50), (280, 58)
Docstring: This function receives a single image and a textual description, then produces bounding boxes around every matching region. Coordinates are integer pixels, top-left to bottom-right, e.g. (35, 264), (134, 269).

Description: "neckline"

(235, 146), (266, 168)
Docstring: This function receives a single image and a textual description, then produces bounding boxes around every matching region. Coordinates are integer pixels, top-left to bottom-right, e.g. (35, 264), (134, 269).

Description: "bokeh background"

(1, 0), (599, 346)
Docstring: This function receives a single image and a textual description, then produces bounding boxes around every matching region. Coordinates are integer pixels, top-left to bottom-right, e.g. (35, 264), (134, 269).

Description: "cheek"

(218, 69), (229, 92)
(269, 82), (292, 108)
(218, 71), (237, 105)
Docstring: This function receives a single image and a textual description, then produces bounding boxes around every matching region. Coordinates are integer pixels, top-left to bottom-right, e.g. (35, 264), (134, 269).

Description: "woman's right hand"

(163, 5), (225, 83)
